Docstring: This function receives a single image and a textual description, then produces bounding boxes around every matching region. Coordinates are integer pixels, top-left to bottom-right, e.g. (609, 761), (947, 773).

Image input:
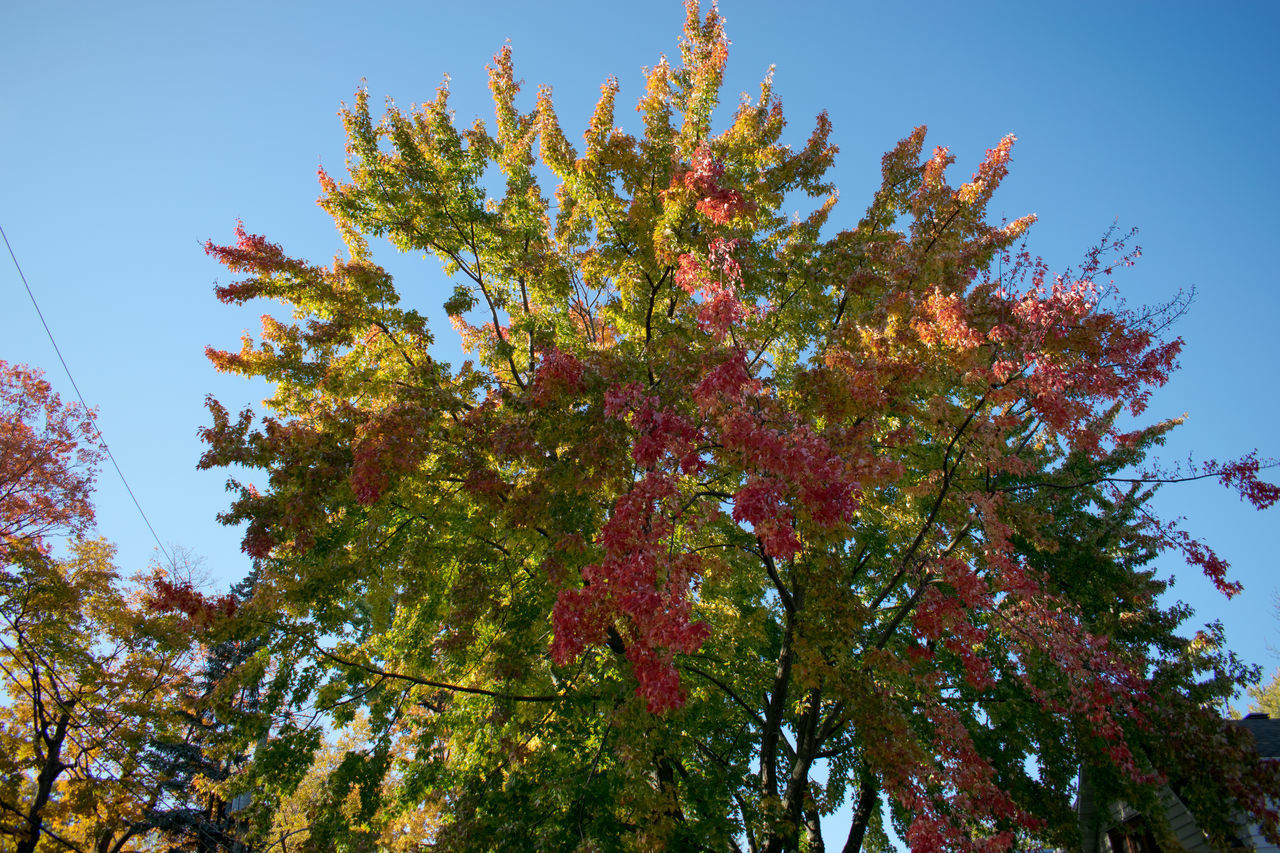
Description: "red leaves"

(204, 221), (307, 303)
(874, 698), (1037, 853)
(203, 221), (295, 275)
(692, 348), (758, 412)
(554, 340), (867, 707)
(1206, 451), (1280, 510)
(350, 404), (431, 506)
(675, 237), (753, 337)
(733, 476), (801, 560)
(550, 472), (709, 712)
(529, 347), (587, 406)
(682, 145), (754, 225)
(143, 576), (238, 627)
(240, 522), (276, 560)
(719, 409), (859, 550)
(0, 361), (102, 562)
(1145, 511), (1244, 598)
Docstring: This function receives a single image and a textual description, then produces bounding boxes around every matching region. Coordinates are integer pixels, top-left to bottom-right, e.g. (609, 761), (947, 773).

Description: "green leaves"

(199, 3), (1280, 851)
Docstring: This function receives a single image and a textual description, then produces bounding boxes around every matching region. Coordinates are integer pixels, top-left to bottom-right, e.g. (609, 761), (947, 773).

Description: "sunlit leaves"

(199, 2), (1280, 851)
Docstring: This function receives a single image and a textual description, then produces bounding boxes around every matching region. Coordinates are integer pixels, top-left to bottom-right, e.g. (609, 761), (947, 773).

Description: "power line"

(1, 222), (176, 570)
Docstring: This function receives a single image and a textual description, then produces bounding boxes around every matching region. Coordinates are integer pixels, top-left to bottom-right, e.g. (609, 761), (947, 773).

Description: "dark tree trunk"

(841, 776), (880, 853)
(18, 708), (71, 853)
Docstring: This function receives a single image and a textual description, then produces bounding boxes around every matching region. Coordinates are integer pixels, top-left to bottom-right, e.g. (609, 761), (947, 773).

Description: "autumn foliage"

(199, 4), (1280, 851)
(0, 360), (101, 564)
(0, 364), (233, 852)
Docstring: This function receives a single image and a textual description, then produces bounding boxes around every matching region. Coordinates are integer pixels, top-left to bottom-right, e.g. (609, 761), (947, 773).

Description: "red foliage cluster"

(143, 576), (238, 627)
(0, 361), (102, 562)
(351, 404), (433, 506)
(683, 145), (753, 225)
(551, 470), (710, 712)
(1206, 452), (1280, 510)
(530, 347), (587, 406)
(204, 221), (306, 302)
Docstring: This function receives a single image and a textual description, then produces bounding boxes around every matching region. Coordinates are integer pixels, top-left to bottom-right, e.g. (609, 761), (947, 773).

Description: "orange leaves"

(912, 289), (985, 352)
(955, 134), (1016, 209)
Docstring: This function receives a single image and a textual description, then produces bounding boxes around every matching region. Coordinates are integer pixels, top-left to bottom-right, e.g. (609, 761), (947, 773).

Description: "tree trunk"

(804, 800), (826, 853)
(841, 776), (880, 853)
(18, 708), (72, 853)
(764, 688), (823, 852)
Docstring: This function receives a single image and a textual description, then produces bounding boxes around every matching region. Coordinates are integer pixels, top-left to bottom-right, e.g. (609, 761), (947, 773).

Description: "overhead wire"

(0, 222), (176, 570)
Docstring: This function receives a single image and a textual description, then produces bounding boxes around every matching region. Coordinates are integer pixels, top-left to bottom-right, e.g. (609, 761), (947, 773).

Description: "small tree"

(201, 4), (1280, 850)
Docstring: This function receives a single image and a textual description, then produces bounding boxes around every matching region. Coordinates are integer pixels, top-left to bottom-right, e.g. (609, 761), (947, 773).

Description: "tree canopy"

(197, 4), (1280, 851)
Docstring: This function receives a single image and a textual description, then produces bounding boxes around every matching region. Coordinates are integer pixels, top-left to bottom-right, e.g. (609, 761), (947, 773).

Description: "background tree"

(142, 568), (265, 852)
(200, 4), (1280, 850)
(0, 361), (246, 852)
(1249, 670), (1280, 720)
(0, 540), (197, 852)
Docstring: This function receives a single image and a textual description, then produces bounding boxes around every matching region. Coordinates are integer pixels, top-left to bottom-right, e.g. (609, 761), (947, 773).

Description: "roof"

(1236, 713), (1280, 758)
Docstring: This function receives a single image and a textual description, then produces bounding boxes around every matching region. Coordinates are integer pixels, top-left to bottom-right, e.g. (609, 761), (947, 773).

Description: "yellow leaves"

(675, 0), (729, 154)
(1, 540), (199, 848)
(1247, 669), (1280, 719)
(380, 800), (446, 851)
(956, 179), (986, 205)
(537, 86), (576, 179)
(585, 77), (621, 162)
(638, 56), (675, 154)
(1002, 213), (1037, 241)
(487, 44), (522, 146)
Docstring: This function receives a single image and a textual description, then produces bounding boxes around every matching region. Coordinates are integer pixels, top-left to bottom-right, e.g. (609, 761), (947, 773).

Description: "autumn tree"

(0, 541), (200, 852)
(200, 4), (1280, 850)
(0, 363), (224, 851)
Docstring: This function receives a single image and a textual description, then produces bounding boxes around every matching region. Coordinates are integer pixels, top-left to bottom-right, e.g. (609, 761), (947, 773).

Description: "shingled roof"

(1237, 712), (1280, 759)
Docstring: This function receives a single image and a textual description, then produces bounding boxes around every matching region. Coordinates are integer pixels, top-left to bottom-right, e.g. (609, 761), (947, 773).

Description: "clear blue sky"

(3, 0), (1278, 829)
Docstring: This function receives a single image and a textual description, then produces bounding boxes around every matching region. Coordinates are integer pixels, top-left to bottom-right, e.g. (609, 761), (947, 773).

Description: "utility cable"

(1, 222), (176, 569)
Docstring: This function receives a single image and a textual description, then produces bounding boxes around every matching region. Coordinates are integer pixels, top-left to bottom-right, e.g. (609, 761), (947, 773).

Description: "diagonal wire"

(1, 222), (175, 569)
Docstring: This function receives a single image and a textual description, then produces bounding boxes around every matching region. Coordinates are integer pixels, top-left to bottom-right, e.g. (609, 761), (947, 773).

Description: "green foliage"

(198, 5), (1280, 851)
(1249, 667), (1280, 718)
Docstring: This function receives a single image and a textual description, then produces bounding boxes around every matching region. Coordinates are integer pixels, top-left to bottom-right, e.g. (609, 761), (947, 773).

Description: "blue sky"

(3, 0), (1278, 827)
